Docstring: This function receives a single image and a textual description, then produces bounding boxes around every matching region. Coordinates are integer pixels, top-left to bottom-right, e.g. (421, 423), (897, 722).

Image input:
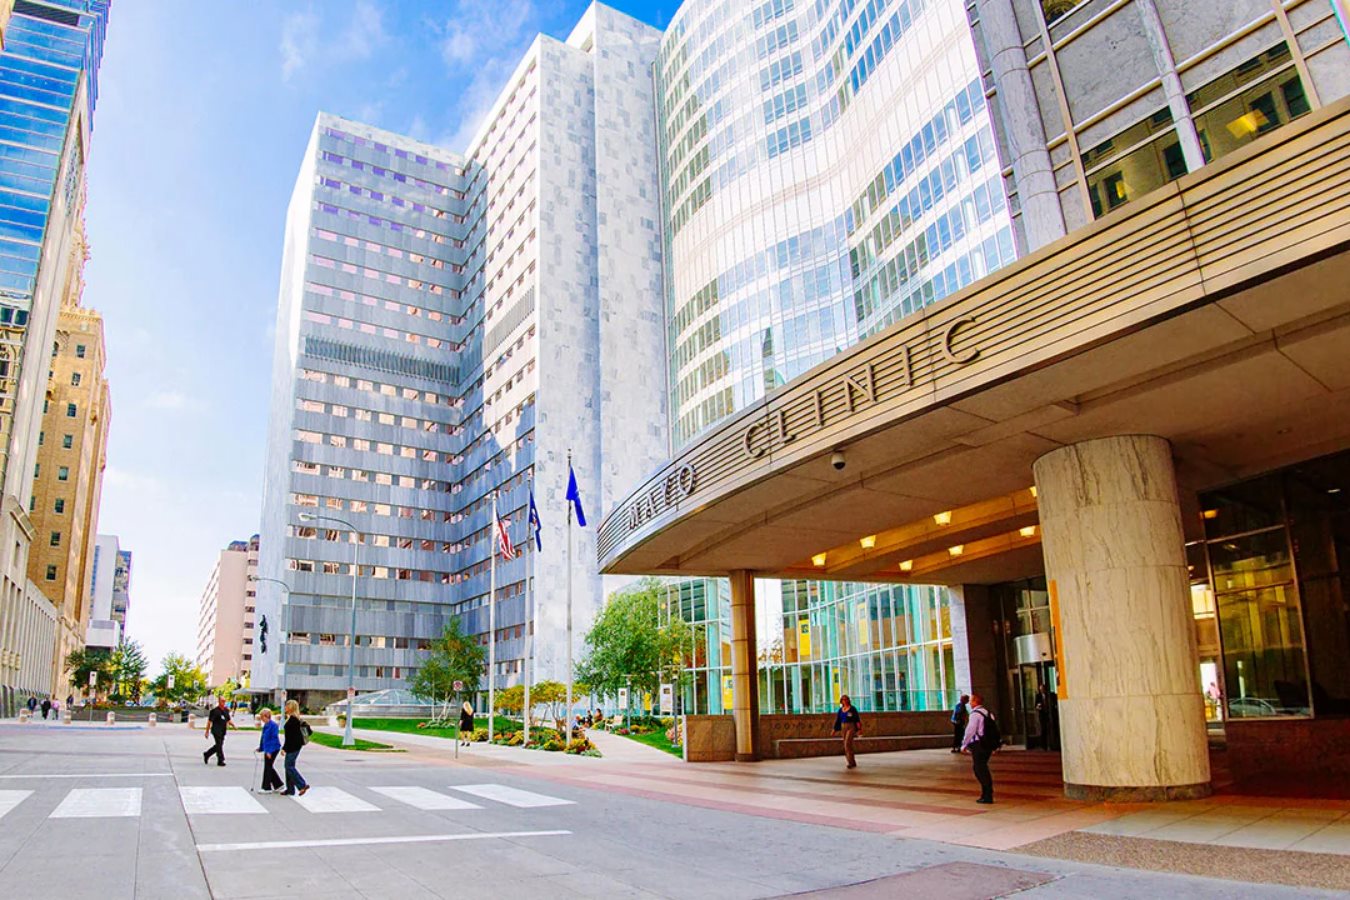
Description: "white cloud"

(436, 0), (539, 153)
(145, 390), (195, 411)
(279, 9), (319, 82)
(406, 114), (429, 142)
(280, 0), (389, 83)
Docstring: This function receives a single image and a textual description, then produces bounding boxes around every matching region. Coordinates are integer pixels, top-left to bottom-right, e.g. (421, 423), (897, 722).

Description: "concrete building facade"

(85, 532), (119, 648)
(256, 3), (669, 707)
(0, 0), (109, 714)
(195, 536), (259, 687)
(29, 300), (109, 681)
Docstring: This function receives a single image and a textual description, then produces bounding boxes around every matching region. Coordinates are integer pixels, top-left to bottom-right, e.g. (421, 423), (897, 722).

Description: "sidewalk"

(301, 723), (1350, 892)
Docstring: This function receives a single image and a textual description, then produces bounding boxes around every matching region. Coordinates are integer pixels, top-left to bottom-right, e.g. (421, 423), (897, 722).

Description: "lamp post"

(299, 512), (360, 747)
(248, 576), (290, 711)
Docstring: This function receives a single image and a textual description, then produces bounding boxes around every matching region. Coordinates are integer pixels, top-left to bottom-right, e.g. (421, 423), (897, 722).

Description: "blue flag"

(528, 490), (543, 551)
(566, 465), (587, 527)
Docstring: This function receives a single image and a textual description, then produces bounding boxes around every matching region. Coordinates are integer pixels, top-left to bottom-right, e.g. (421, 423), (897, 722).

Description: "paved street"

(0, 722), (1340, 899)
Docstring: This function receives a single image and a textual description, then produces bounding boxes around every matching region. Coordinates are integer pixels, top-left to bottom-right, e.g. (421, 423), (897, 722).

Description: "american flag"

(496, 515), (517, 560)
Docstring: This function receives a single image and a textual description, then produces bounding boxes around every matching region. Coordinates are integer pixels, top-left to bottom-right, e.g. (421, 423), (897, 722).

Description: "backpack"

(300, 720), (313, 745)
(973, 709), (1001, 752)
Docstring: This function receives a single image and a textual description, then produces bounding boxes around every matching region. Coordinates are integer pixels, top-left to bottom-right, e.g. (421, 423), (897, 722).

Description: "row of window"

(301, 309), (462, 350)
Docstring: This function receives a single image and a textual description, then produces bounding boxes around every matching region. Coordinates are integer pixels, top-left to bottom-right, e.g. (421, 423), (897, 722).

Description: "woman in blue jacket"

(256, 708), (284, 793)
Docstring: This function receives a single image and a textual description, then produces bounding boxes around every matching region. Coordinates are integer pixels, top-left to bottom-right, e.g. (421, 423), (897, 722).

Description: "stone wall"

(682, 712), (952, 762)
(683, 714), (736, 762)
(1226, 719), (1350, 783)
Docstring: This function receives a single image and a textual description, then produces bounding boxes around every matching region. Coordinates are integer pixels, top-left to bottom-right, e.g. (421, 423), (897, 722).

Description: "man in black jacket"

(203, 697), (235, 766)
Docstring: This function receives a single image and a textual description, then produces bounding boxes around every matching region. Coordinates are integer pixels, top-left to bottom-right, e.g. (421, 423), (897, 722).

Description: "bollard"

(18, 709), (28, 724)
(61, 709), (71, 724)
(106, 711), (115, 725)
(187, 713), (197, 730)
(148, 713), (157, 727)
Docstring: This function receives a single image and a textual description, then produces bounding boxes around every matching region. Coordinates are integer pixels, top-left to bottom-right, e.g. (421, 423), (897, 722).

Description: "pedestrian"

(458, 700), (474, 747)
(26, 695), (37, 716)
(281, 699), (311, 797)
(1035, 683), (1059, 751)
(950, 694), (970, 753)
(256, 708), (284, 793)
(51, 698), (60, 721)
(202, 696), (235, 766)
(832, 694), (863, 769)
(66, 694), (73, 708)
(40, 697), (51, 720)
(960, 692), (1001, 804)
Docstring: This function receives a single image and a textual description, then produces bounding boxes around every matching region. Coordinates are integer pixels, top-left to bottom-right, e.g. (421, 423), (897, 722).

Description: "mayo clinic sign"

(623, 316), (984, 534)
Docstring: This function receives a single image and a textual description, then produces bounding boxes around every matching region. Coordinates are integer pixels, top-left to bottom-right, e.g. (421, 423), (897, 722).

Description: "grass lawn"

(308, 731), (398, 752)
(339, 715), (520, 741)
(622, 729), (682, 758)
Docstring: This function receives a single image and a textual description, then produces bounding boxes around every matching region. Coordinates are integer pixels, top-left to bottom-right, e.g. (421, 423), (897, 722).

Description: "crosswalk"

(0, 782), (574, 820)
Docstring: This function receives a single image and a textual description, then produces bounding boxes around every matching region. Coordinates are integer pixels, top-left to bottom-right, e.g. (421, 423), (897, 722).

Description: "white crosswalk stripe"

(179, 786), (267, 815)
(50, 787), (141, 818)
(0, 790), (32, 820)
(370, 786), (482, 810)
(291, 786), (380, 813)
(449, 784), (573, 808)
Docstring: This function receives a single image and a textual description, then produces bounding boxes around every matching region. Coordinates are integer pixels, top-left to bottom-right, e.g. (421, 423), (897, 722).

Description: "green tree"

(65, 646), (113, 697)
(493, 683), (524, 715)
(410, 617), (484, 721)
(149, 653), (208, 706)
(578, 577), (690, 708)
(109, 640), (148, 701)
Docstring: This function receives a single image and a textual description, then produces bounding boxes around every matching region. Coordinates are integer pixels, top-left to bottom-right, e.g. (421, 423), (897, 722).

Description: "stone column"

(728, 570), (760, 761)
(1034, 435), (1211, 800)
(949, 585), (1002, 718)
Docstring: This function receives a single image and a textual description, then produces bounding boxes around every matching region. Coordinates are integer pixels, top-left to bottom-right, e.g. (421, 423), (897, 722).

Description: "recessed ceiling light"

(899, 560), (913, 572)
(1019, 526), (1036, 537)
(1202, 509), (1219, 520)
(1329, 488), (1342, 495)
(811, 553), (827, 567)
(933, 511), (952, 526)
(948, 545), (964, 557)
(1029, 486), (1037, 499)
(859, 535), (877, 549)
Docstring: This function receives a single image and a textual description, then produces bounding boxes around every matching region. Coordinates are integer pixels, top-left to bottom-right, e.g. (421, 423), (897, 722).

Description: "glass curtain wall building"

(654, 0), (1015, 715)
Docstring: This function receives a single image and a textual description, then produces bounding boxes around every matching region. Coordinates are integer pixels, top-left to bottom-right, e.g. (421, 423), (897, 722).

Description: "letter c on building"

(941, 316), (980, 365)
(743, 421), (767, 459)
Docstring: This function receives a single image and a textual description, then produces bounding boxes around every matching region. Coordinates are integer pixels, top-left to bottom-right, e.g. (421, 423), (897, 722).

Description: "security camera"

(830, 451), (846, 471)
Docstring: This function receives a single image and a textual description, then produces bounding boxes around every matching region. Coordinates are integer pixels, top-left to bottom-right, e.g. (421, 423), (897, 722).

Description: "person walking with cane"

(256, 708), (284, 793)
(203, 696), (235, 766)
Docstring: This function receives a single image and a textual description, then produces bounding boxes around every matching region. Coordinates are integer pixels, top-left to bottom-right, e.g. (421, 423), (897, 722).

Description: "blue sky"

(83, 0), (669, 672)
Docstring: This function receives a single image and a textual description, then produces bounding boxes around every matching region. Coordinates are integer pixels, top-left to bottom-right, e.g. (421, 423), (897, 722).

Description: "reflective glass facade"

(655, 0), (1012, 714)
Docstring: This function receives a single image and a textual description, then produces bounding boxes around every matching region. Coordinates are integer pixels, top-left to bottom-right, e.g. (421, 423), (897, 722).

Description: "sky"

(82, 0), (670, 673)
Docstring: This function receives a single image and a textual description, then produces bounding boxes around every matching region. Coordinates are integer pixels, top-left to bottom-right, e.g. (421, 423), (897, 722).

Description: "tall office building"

(0, 0), (109, 713)
(256, 0), (668, 708)
(654, 0), (1017, 715)
(29, 299), (109, 681)
(195, 536), (258, 687)
(85, 532), (117, 647)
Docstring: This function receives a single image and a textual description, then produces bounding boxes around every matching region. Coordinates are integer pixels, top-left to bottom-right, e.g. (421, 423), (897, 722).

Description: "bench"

(772, 734), (950, 759)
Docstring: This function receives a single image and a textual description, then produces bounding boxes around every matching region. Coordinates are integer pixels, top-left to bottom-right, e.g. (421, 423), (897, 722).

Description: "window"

(54, 498), (64, 514)
(1189, 43), (1311, 164)
(70, 372), (81, 386)
(57, 466), (69, 481)
(75, 344), (86, 358)
(38, 431), (43, 445)
(1040, 0), (1083, 25)
(45, 565), (57, 580)
(61, 434), (72, 449)
(65, 403), (76, 417)
(1083, 108), (1184, 218)
(49, 532), (60, 547)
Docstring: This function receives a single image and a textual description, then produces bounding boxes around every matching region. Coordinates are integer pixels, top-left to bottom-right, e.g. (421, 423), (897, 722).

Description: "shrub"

(581, 748), (603, 758)
(541, 738), (564, 752)
(614, 727), (630, 736)
(471, 727), (490, 742)
(565, 737), (594, 754)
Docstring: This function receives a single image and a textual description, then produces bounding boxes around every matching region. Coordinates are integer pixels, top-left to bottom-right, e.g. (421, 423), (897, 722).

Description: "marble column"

(1034, 435), (1211, 801)
(729, 570), (760, 761)
(949, 585), (1002, 718)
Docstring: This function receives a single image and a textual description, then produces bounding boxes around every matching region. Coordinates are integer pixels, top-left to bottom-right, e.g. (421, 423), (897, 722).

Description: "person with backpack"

(281, 699), (311, 797)
(960, 692), (1000, 804)
(950, 694), (970, 753)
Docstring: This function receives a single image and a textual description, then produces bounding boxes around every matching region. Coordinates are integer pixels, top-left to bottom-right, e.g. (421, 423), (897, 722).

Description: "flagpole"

(488, 489), (497, 743)
(523, 470), (533, 745)
(566, 449), (574, 746)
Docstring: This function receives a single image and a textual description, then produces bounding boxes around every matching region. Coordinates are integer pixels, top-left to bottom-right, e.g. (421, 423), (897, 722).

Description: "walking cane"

(250, 749), (261, 794)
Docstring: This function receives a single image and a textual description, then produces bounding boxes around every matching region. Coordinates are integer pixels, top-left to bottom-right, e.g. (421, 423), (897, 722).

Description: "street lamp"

(249, 576), (290, 709)
(299, 512), (361, 747)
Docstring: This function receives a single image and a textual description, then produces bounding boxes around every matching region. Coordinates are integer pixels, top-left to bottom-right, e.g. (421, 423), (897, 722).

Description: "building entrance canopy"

(599, 99), (1350, 588)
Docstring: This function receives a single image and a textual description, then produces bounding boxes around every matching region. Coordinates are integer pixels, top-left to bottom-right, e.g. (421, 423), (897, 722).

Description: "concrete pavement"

(0, 721), (1340, 899)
